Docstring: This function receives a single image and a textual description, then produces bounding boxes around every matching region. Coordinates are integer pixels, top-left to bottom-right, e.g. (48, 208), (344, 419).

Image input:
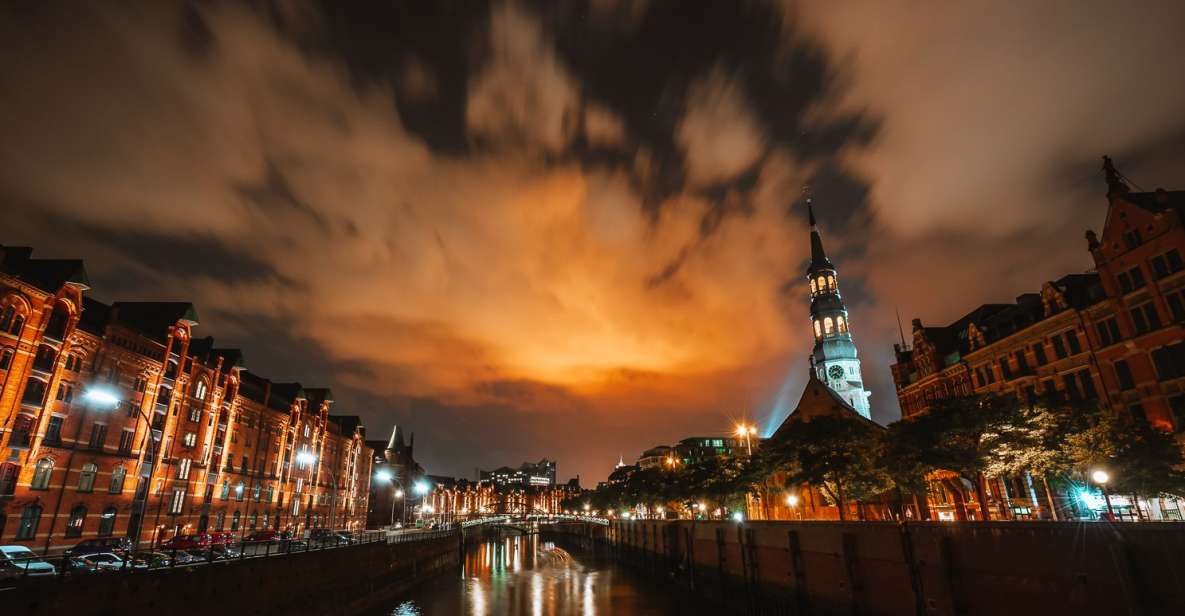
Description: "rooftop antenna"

(895, 306), (909, 350)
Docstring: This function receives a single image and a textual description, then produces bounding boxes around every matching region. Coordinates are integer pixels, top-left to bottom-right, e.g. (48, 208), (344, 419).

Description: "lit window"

(78, 463), (97, 493)
(837, 315), (847, 333)
(814, 320), (822, 338)
(809, 279), (817, 294)
(177, 458), (192, 480)
(827, 275), (836, 291)
(816, 276), (826, 292)
(194, 380), (208, 401)
(824, 317), (834, 335)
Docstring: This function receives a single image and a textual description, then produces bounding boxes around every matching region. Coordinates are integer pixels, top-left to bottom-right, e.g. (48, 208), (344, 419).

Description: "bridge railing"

(460, 516), (510, 528)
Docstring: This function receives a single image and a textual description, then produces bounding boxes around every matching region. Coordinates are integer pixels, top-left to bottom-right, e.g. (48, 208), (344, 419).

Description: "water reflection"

(383, 534), (704, 615)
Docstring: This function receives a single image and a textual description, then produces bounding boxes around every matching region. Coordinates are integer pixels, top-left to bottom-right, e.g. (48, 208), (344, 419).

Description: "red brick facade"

(0, 246), (372, 553)
(890, 162), (1185, 520)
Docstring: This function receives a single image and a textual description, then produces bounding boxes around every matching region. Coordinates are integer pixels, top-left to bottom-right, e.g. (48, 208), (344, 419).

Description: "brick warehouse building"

(0, 245), (372, 553)
(891, 158), (1185, 521)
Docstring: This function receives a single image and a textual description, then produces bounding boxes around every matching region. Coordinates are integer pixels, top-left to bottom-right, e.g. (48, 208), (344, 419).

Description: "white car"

(79, 552), (128, 571)
(0, 545), (58, 576)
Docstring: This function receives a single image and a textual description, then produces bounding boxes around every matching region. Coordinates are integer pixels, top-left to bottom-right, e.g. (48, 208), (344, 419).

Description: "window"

(235, 481), (245, 502)
(998, 357), (1013, 380)
(1014, 350), (1029, 373)
(1064, 331), (1082, 355)
(221, 480), (230, 500)
(87, 423), (107, 450)
(810, 279), (817, 294)
(836, 315), (847, 333)
(0, 348), (13, 370)
(44, 415), (64, 445)
(303, 423), (311, 438)
(1096, 317), (1122, 346)
(1130, 302), (1161, 335)
(253, 483), (262, 501)
(1115, 359), (1136, 390)
(118, 429), (135, 455)
(1118, 266), (1146, 293)
(1150, 249), (1184, 278)
(109, 466), (126, 494)
(65, 505), (86, 538)
(1, 307), (25, 336)
(31, 458), (53, 490)
(169, 488), (186, 515)
(216, 511), (226, 531)
(194, 380), (208, 401)
(1041, 378), (1058, 401)
(1129, 403), (1148, 424)
(189, 407), (201, 422)
(98, 507), (117, 537)
(16, 504), (42, 540)
(21, 377), (48, 406)
(182, 432), (197, 448)
(78, 463), (97, 492)
(177, 458), (192, 480)
(1077, 371), (1098, 400)
(1166, 290), (1185, 323)
(1062, 374), (1082, 401)
(1169, 395), (1185, 432)
(231, 510), (241, 531)
(813, 320), (822, 338)
(1151, 342), (1185, 381)
(1124, 229), (1143, 250)
(827, 275), (836, 291)
(1051, 336), (1067, 359)
(133, 376), (147, 393)
(823, 317), (834, 335)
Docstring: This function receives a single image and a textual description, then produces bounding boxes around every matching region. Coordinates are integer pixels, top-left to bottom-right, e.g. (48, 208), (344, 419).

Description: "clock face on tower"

(828, 365), (845, 380)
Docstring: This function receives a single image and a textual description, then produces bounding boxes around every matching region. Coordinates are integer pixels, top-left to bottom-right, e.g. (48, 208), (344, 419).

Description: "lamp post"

(1091, 469), (1115, 521)
(85, 385), (161, 548)
(735, 424), (757, 456)
(413, 480), (429, 525)
(374, 469), (406, 526)
(296, 451), (337, 531)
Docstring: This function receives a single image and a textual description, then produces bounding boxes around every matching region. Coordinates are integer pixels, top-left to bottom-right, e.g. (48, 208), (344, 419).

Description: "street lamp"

(86, 386), (158, 547)
(373, 470), (406, 526)
(735, 423), (757, 456)
(786, 493), (802, 520)
(296, 451), (338, 531)
(1091, 469), (1116, 521)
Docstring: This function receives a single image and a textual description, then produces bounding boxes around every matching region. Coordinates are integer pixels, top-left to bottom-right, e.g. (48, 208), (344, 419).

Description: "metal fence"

(0, 528), (455, 587)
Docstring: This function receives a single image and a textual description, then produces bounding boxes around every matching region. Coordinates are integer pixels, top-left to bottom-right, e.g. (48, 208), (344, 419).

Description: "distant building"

(366, 425), (423, 527)
(891, 157), (1185, 521)
(673, 436), (740, 465)
(636, 445), (672, 470)
(479, 459), (556, 488)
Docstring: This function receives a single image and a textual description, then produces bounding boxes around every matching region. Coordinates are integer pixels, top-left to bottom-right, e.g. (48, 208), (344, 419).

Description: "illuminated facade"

(480, 459), (556, 488)
(366, 425), (423, 528)
(426, 475), (582, 517)
(0, 246), (372, 552)
(806, 200), (872, 418)
(891, 158), (1185, 520)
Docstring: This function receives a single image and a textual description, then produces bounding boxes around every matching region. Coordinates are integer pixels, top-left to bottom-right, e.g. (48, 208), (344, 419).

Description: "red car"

(243, 530), (280, 543)
(160, 533), (212, 549)
(208, 531), (235, 545)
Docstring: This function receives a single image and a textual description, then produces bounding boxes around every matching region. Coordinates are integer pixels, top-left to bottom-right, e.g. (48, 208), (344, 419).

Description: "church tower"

(805, 199), (872, 418)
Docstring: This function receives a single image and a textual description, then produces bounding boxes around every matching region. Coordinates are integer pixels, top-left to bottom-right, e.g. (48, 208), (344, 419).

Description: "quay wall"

(546, 520), (1185, 615)
(6, 533), (461, 616)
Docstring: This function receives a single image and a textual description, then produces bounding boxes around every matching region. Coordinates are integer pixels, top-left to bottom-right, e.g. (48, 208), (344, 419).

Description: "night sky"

(3, 1), (1184, 483)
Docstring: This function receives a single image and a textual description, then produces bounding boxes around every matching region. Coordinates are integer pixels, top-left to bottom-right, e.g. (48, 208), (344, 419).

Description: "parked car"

(243, 529), (280, 544)
(208, 531), (236, 545)
(176, 550), (209, 565)
(64, 537), (135, 559)
(160, 533), (211, 550)
(129, 551), (171, 569)
(77, 552), (128, 571)
(63, 556), (99, 575)
(209, 545), (241, 560)
(0, 545), (57, 576)
(332, 532), (356, 544)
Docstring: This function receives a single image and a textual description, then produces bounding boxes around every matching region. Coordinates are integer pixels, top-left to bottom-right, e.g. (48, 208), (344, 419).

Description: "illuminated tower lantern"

(806, 199), (872, 418)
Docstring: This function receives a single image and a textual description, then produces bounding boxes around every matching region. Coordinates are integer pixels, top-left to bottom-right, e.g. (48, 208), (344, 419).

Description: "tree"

(771, 414), (889, 520)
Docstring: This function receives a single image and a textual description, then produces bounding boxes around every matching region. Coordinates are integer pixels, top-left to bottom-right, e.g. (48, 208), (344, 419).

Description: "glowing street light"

(296, 451), (317, 466)
(394, 489), (404, 499)
(1091, 469), (1116, 520)
(83, 386), (121, 409)
(413, 481), (430, 496)
(735, 423), (758, 455)
(374, 469), (394, 483)
(731, 511), (744, 523)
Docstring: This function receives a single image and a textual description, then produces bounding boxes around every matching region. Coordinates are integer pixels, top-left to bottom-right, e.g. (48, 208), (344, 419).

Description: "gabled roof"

(110, 302), (198, 343)
(328, 415), (363, 437)
(78, 297), (112, 336)
(238, 372), (270, 405)
(771, 374), (881, 441)
(267, 382), (303, 411)
(1118, 189), (1185, 215)
(0, 245), (89, 293)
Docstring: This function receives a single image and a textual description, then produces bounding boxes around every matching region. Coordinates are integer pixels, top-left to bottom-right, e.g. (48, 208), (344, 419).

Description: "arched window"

(809, 278), (817, 294)
(109, 466), (126, 494)
(0, 462), (17, 495)
(65, 505), (86, 537)
(98, 507), (117, 537)
(231, 510), (241, 531)
(44, 301), (71, 340)
(194, 380), (208, 401)
(0, 348), (13, 371)
(215, 511), (226, 531)
(0, 300), (27, 336)
(78, 463), (98, 492)
(235, 481), (245, 502)
(827, 275), (836, 291)
(253, 484), (261, 501)
(221, 480), (230, 500)
(813, 320), (822, 339)
(31, 458), (53, 490)
(816, 276), (826, 293)
(837, 315), (847, 333)
(16, 504), (42, 540)
(21, 377), (48, 406)
(32, 344), (56, 372)
(0, 306), (13, 332)
(164, 359), (178, 380)
(824, 317), (835, 335)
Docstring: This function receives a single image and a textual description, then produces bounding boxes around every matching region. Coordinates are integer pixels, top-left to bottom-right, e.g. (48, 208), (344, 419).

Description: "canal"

(377, 533), (710, 615)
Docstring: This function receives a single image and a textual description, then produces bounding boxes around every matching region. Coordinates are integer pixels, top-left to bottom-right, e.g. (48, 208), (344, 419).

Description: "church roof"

(771, 373), (881, 441)
(806, 202), (834, 273)
(386, 425), (407, 451)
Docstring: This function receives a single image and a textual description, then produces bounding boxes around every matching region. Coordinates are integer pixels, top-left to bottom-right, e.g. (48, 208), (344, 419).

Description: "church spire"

(1102, 155), (1130, 197)
(805, 192), (871, 418)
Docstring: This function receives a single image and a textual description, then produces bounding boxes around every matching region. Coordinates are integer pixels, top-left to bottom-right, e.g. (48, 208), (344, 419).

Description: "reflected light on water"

(531, 572), (543, 616)
(583, 571), (597, 616)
